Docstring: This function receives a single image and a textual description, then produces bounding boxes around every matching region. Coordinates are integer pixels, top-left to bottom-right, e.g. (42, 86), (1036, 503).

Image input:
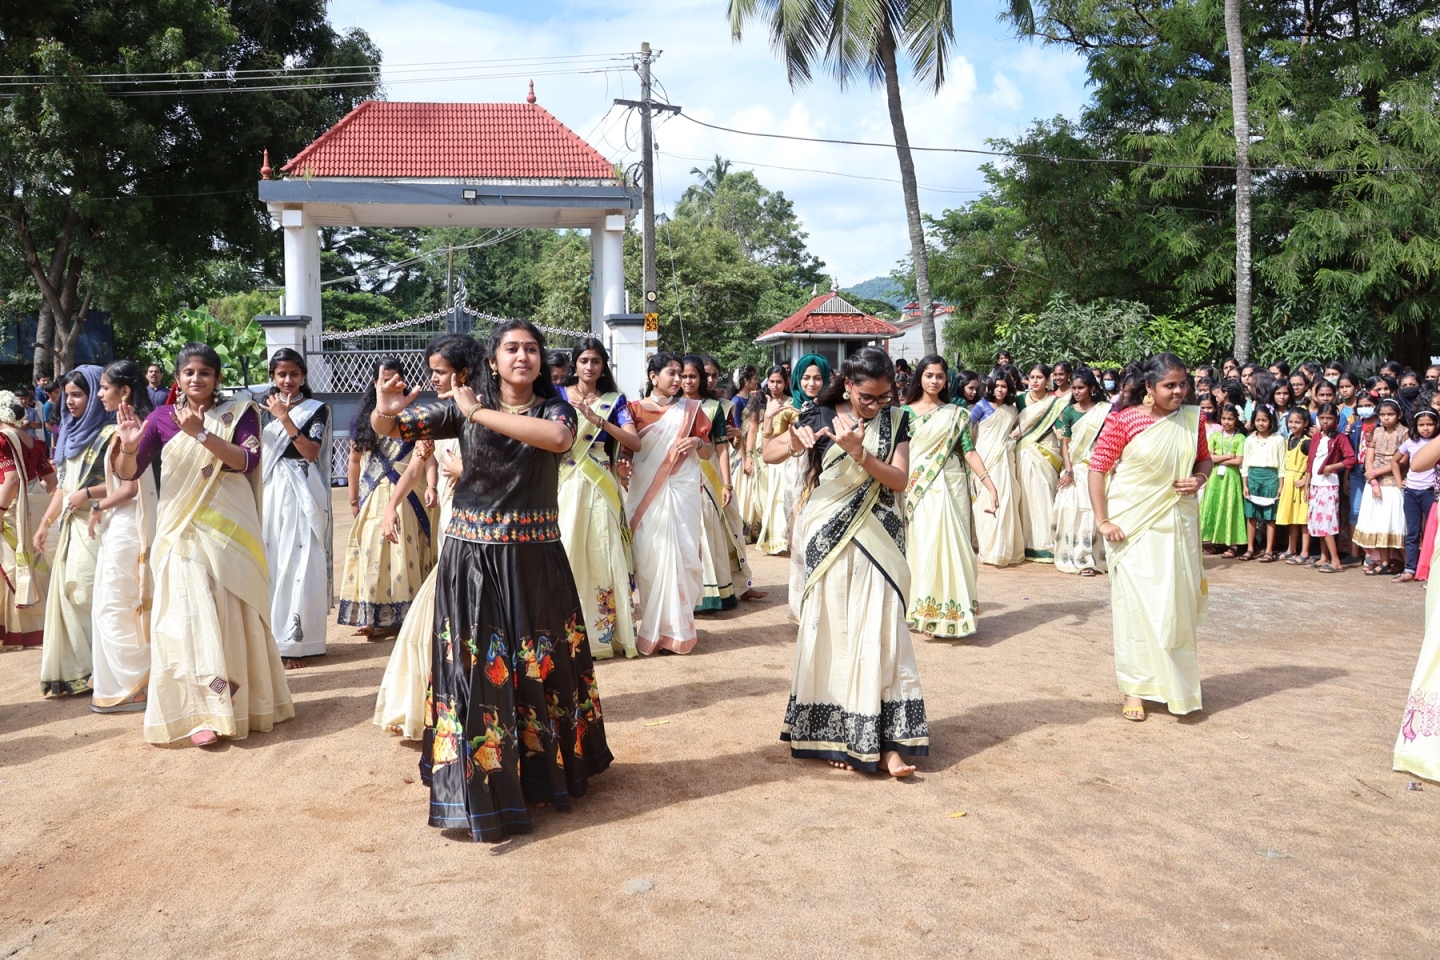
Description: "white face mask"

(1102, 379), (1116, 391)
(1356, 406), (1376, 419)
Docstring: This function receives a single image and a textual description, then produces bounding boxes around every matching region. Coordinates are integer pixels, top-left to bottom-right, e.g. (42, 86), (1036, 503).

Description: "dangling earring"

(842, 390), (850, 400)
(1143, 393), (1155, 407)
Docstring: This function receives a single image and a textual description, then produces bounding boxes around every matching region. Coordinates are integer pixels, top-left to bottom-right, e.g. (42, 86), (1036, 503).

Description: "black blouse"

(798, 404), (911, 462)
(268, 402), (330, 459)
(395, 396), (577, 545)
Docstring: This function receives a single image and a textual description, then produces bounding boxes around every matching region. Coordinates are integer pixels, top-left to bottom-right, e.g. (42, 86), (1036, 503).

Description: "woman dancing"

(680, 355), (738, 612)
(901, 355), (997, 639)
(88, 361), (158, 712)
(626, 353), (713, 654)
(1089, 354), (1211, 721)
(35, 365), (115, 697)
(260, 348), (333, 667)
(765, 347), (927, 777)
(374, 334), (470, 739)
(750, 366), (795, 555)
(1015, 363), (1066, 562)
(339, 357), (433, 637)
(557, 337), (642, 659)
(0, 392), (55, 649)
(970, 373), (1025, 566)
(1053, 368), (1112, 576)
(115, 342), (294, 746)
(371, 318), (611, 841)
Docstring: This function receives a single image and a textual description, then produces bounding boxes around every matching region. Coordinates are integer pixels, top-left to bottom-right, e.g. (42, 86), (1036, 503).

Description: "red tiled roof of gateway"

(755, 292), (901, 342)
(280, 100), (617, 180)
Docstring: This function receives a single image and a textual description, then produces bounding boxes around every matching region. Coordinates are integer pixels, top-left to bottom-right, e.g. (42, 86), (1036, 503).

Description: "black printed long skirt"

(421, 537), (612, 841)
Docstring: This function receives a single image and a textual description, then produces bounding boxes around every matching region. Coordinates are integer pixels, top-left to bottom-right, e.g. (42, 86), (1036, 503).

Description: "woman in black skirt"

(369, 319), (611, 840)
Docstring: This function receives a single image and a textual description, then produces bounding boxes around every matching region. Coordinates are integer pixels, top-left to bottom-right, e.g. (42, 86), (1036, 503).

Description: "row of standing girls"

(2, 346), (301, 748)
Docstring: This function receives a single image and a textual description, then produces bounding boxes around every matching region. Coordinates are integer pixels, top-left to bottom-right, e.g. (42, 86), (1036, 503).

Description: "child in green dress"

(1201, 404), (1249, 555)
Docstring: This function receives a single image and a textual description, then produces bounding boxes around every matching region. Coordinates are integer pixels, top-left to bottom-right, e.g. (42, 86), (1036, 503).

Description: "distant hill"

(843, 276), (906, 309)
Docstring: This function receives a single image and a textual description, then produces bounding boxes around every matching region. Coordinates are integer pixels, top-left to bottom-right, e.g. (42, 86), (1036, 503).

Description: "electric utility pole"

(616, 42), (680, 350)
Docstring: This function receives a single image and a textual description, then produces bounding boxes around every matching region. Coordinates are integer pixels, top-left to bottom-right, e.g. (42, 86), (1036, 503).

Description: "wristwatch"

(195, 429), (210, 444)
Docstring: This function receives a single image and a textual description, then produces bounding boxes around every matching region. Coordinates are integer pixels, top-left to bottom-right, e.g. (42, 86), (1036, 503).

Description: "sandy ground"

(2, 488), (1437, 959)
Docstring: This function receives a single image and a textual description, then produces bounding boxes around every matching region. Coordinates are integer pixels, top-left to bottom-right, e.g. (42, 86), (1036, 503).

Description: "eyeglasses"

(853, 389), (894, 405)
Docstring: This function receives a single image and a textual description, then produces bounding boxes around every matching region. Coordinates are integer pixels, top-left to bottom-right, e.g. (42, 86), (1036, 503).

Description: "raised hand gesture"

(577, 400), (605, 428)
(174, 401), (204, 438)
(375, 369), (421, 418)
(263, 392), (293, 424)
(451, 383), (479, 419)
(115, 403), (144, 450)
(821, 411), (865, 459)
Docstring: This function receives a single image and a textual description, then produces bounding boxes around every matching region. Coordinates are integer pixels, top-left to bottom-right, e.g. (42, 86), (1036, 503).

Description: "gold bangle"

(120, 446), (138, 456)
(374, 411), (397, 422)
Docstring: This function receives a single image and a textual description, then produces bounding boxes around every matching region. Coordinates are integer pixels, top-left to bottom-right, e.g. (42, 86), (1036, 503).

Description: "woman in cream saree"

(339, 358), (433, 635)
(1053, 370), (1111, 575)
(558, 337), (641, 659)
(0, 394), (55, 649)
(766, 347), (927, 777)
(89, 362), (158, 713)
(626, 354), (712, 655)
(970, 376), (1025, 567)
(680, 356), (737, 611)
(1016, 364), (1066, 563)
(36, 365), (114, 697)
(901, 357), (998, 639)
(115, 343), (293, 746)
(1395, 432), (1440, 783)
(1089, 354), (1212, 722)
(750, 366), (796, 555)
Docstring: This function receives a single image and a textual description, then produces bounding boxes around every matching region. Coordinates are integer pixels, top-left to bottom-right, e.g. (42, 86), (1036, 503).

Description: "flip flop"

(1258, 553), (1278, 563)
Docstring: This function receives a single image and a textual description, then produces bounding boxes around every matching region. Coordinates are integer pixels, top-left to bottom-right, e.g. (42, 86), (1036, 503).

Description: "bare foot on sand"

(283, 658), (309, 670)
(882, 751), (915, 778)
(741, 589), (768, 600)
(190, 730), (219, 747)
(828, 759), (856, 771)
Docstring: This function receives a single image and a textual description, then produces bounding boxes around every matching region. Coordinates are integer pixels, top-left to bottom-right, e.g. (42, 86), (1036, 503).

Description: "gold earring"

(1143, 393), (1155, 407)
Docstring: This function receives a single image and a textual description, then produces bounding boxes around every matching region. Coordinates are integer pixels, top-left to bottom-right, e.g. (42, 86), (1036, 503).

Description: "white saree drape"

(904, 404), (981, 637)
(1016, 396), (1065, 562)
(40, 427), (114, 696)
(261, 399), (333, 658)
(971, 405), (1024, 567)
(90, 438), (158, 708)
(627, 399), (703, 655)
(144, 398), (295, 743)
(374, 438), (458, 738)
(1053, 402), (1112, 575)
(0, 427), (49, 649)
(1104, 406), (1206, 714)
(557, 393), (639, 660)
(1396, 525), (1440, 782)
(783, 407), (928, 771)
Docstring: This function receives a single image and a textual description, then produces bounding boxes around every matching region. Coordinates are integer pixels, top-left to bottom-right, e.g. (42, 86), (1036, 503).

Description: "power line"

(0, 52), (636, 83)
(676, 113), (1438, 177)
(657, 149), (985, 195)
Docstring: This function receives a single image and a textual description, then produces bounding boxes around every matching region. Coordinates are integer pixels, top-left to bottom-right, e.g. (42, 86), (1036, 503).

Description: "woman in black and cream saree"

(764, 347), (928, 777)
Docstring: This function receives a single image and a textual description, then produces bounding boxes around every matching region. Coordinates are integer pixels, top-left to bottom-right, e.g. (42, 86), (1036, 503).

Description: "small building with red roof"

(256, 86), (641, 387)
(754, 292), (901, 368)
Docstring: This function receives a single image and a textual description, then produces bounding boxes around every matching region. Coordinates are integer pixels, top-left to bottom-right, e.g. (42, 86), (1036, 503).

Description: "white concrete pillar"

(605, 317), (647, 398)
(281, 208), (322, 344)
(600, 213), (626, 319)
(589, 226), (603, 336)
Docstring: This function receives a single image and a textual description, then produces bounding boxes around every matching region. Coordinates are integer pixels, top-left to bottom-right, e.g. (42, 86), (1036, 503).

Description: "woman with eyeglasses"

(764, 347), (926, 777)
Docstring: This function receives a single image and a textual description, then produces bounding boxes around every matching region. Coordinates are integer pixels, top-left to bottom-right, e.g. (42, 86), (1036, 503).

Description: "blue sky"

(327, 0), (1092, 285)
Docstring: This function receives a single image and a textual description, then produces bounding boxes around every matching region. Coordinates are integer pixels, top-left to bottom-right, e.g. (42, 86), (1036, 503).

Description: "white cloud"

(326, 0), (1089, 285)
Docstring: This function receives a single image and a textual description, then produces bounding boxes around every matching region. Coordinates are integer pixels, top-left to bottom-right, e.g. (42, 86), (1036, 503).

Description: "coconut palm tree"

(729, 0), (962, 355)
(1224, 0), (1253, 361)
(677, 155), (733, 221)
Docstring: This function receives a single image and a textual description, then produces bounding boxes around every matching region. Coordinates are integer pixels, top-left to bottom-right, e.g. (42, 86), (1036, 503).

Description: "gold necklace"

(499, 396), (538, 415)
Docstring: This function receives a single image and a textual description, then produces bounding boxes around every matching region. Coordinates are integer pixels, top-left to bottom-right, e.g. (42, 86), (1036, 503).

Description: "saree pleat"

(971, 405), (1024, 566)
(783, 407), (929, 771)
(262, 400), (332, 658)
(375, 439), (460, 738)
(90, 440), (158, 708)
(1016, 397), (1065, 562)
(144, 399), (294, 743)
(904, 404), (980, 637)
(627, 400), (703, 654)
(39, 428), (113, 696)
(696, 413), (738, 613)
(755, 455), (791, 555)
(1054, 402), (1111, 575)
(338, 437), (432, 629)
(556, 397), (639, 660)
(1105, 406), (1206, 715)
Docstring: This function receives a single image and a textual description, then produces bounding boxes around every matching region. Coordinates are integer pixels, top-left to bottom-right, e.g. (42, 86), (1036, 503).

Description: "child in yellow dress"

(1277, 408), (1311, 562)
